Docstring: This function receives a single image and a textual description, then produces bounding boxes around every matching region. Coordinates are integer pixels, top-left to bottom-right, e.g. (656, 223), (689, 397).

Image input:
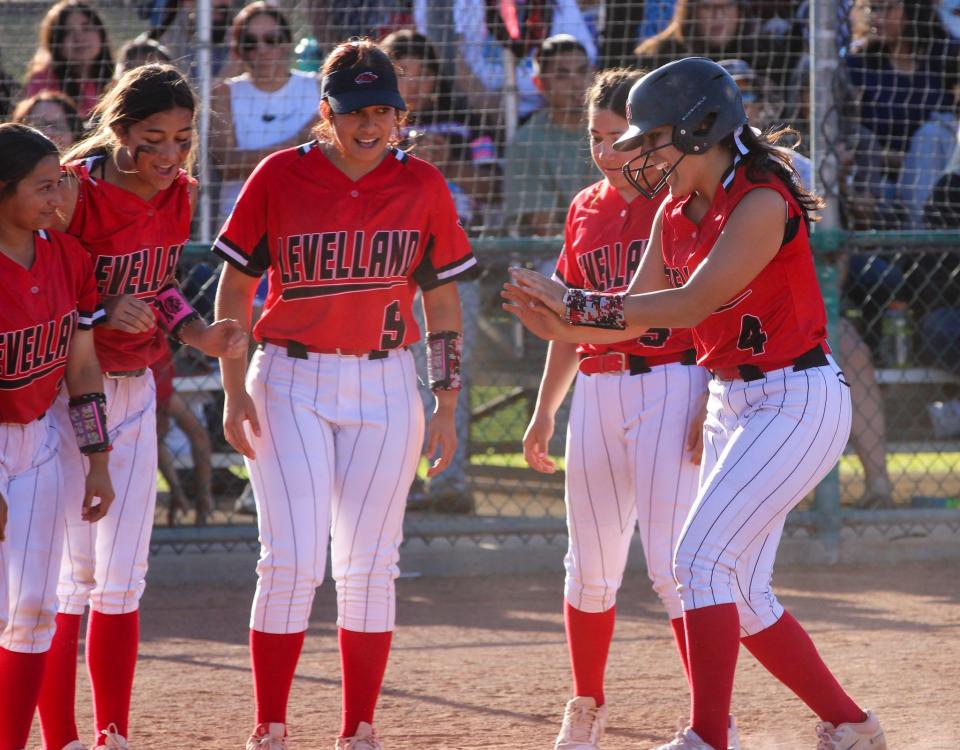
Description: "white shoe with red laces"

(99, 724), (128, 750)
(554, 696), (609, 749)
(334, 722), (382, 750)
(652, 726), (716, 750)
(246, 722), (288, 750)
(815, 710), (887, 750)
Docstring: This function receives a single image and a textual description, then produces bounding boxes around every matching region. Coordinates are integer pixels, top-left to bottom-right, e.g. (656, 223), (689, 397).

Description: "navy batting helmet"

(614, 57), (747, 198)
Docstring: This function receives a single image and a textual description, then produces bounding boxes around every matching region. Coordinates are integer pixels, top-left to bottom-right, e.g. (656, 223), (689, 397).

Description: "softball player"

(521, 68), (713, 750)
(36, 65), (246, 750)
(505, 57), (886, 750)
(0, 123), (114, 750)
(213, 39), (476, 750)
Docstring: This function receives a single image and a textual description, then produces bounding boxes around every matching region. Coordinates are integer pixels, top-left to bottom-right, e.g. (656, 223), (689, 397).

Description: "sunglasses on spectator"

(240, 32), (284, 52)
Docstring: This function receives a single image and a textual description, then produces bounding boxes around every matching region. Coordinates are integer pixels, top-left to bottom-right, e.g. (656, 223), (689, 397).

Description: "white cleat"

(99, 724), (129, 750)
(334, 722), (382, 750)
(815, 710), (886, 750)
(727, 716), (741, 750)
(652, 726), (717, 750)
(247, 722), (288, 750)
(554, 696), (609, 749)
(61, 742), (88, 750)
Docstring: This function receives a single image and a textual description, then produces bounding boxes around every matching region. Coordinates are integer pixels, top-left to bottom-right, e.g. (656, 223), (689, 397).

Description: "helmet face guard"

(621, 142), (687, 199)
(613, 58), (748, 198)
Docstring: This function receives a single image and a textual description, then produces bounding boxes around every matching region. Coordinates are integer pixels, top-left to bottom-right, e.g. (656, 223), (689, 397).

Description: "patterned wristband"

(155, 284), (201, 342)
(426, 330), (463, 390)
(562, 288), (627, 330)
(68, 393), (111, 454)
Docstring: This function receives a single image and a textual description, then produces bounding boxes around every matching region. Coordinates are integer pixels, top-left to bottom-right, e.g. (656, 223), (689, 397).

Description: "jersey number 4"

(380, 300), (406, 350)
(737, 314), (768, 355)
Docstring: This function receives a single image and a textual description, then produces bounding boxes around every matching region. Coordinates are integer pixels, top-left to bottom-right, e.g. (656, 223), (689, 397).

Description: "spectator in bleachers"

(310, 1), (415, 52)
(148, 0), (239, 82)
(114, 35), (172, 80)
(22, 0), (114, 120)
(0, 52), (18, 119)
(11, 91), (82, 151)
(210, 1), (321, 221)
(448, 0), (598, 124)
(503, 34), (595, 237)
(843, 0), (959, 217)
(382, 28), (495, 228)
(634, 0), (786, 91)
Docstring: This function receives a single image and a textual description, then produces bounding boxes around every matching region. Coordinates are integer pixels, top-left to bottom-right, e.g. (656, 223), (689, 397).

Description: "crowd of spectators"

(3, 0), (960, 512)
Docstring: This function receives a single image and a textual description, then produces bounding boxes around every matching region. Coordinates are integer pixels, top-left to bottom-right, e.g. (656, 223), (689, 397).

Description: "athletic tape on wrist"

(426, 330), (463, 390)
(155, 284), (201, 342)
(562, 288), (627, 329)
(68, 393), (111, 454)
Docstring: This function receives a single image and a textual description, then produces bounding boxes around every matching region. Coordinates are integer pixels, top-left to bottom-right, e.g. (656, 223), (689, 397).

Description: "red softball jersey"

(213, 143), (478, 351)
(554, 179), (694, 359)
(65, 156), (195, 372)
(660, 157), (828, 371)
(0, 230), (104, 424)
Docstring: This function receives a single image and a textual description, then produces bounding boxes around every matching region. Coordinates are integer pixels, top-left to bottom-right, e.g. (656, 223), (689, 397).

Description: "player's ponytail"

(63, 63), (197, 171)
(0, 122), (60, 200)
(724, 125), (825, 222)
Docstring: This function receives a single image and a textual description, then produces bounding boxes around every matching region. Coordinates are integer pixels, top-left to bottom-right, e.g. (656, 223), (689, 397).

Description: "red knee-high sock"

(564, 601), (615, 706)
(0, 647), (48, 750)
(741, 610), (866, 727)
(38, 613), (83, 750)
(670, 616), (691, 687)
(339, 629), (392, 738)
(250, 629), (305, 726)
(686, 604), (739, 750)
(87, 611), (139, 745)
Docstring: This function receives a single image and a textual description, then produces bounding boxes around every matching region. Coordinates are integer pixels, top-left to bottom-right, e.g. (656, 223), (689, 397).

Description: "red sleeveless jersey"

(214, 143), (478, 351)
(0, 230), (103, 424)
(661, 157), (828, 370)
(65, 156), (194, 372)
(555, 179), (694, 358)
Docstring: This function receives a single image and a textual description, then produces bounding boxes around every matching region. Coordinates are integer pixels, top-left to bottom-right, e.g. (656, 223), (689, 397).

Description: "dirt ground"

(26, 559), (960, 750)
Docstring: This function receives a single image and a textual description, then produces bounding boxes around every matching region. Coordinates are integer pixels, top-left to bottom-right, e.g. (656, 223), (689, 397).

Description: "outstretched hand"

(501, 282), (570, 342)
(508, 267), (567, 316)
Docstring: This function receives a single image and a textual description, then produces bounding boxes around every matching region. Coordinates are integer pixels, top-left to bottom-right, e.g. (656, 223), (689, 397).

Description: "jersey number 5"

(380, 300), (406, 350)
(737, 314), (768, 355)
(637, 327), (670, 348)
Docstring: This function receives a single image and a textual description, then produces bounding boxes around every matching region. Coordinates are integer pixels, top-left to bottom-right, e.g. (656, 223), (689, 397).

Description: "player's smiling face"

(589, 107), (645, 196)
(115, 106), (194, 192)
(0, 154), (64, 232)
(330, 105), (397, 166)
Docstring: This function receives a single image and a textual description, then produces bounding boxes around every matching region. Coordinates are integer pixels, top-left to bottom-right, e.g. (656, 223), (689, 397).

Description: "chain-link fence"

(2, 0), (959, 554)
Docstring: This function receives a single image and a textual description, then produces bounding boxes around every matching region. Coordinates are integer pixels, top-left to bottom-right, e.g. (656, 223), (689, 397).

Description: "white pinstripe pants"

(0, 416), (65, 653)
(674, 357), (852, 635)
(53, 373), (158, 615)
(564, 362), (710, 619)
(245, 344), (424, 634)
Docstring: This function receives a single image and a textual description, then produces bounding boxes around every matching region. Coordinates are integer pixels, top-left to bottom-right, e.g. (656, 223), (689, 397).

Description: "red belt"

(579, 348), (696, 376)
(710, 345), (828, 382)
(260, 339), (396, 360)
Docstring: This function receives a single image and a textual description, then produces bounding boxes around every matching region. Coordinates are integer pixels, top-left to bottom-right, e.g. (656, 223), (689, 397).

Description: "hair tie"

(733, 124), (750, 156)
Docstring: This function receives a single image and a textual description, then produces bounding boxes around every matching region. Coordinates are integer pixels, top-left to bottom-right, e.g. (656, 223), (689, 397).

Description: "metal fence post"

(809, 0), (843, 561)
